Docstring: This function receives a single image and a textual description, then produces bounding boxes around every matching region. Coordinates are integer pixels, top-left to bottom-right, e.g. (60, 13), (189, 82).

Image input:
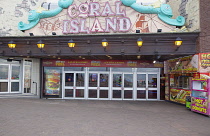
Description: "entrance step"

(0, 93), (39, 99)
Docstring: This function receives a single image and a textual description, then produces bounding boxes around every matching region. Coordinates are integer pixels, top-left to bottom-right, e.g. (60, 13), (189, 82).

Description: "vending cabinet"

(191, 79), (210, 116)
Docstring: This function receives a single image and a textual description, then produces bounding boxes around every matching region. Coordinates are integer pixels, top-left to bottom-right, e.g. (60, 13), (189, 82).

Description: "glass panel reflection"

(148, 74), (157, 88)
(0, 82), (8, 92)
(89, 73), (98, 87)
(24, 60), (32, 93)
(89, 67), (110, 71)
(99, 90), (108, 98)
(113, 90), (121, 98)
(137, 74), (146, 87)
(76, 89), (84, 98)
(112, 68), (132, 72)
(89, 90), (97, 98)
(148, 90), (157, 99)
(65, 89), (73, 97)
(65, 73), (74, 86)
(137, 90), (146, 99)
(0, 65), (8, 79)
(124, 74), (133, 87)
(76, 73), (84, 87)
(11, 82), (19, 92)
(100, 74), (108, 87)
(113, 74), (122, 87)
(12, 66), (20, 80)
(124, 90), (132, 99)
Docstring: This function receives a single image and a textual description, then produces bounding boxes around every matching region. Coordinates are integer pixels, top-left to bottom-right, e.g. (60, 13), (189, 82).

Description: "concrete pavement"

(0, 98), (209, 136)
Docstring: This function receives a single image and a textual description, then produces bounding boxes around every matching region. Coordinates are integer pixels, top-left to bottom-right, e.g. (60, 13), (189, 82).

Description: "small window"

(178, 76), (190, 89)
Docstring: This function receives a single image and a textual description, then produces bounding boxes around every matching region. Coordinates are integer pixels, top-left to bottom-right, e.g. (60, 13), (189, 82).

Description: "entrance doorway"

(112, 73), (134, 100)
(61, 68), (160, 100)
(0, 64), (20, 93)
(88, 72), (109, 99)
(136, 73), (159, 100)
(63, 72), (85, 99)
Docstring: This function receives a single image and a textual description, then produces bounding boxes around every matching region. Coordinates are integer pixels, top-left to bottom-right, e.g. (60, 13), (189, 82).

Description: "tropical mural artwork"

(18, 0), (185, 35)
(120, 0), (185, 26)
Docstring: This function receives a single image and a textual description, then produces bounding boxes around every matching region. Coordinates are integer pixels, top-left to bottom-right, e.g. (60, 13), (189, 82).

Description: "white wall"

(31, 58), (40, 95)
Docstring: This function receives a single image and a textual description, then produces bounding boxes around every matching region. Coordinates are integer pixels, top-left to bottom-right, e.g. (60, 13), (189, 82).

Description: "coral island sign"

(18, 0), (185, 34)
(63, 1), (131, 34)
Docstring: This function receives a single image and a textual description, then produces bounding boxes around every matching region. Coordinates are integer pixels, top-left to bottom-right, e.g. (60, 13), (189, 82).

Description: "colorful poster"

(170, 88), (191, 104)
(166, 55), (198, 74)
(45, 69), (60, 95)
(191, 97), (209, 115)
(199, 53), (210, 73)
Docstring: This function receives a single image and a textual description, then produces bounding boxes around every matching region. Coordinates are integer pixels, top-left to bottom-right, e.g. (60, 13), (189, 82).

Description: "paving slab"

(0, 98), (209, 136)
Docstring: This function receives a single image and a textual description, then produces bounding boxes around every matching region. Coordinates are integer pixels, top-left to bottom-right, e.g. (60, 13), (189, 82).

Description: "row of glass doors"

(63, 70), (159, 100)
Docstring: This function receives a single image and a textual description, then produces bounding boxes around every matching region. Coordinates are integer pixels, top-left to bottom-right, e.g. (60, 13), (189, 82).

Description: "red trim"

(42, 59), (163, 68)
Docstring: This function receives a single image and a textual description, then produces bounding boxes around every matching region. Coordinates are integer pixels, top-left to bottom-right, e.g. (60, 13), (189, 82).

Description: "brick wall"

(198, 0), (210, 53)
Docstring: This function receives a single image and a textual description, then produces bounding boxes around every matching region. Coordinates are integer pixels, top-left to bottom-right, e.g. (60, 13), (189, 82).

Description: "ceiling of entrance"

(0, 32), (199, 62)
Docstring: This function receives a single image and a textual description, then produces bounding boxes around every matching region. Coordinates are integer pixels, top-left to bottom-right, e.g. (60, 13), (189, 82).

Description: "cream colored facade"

(0, 0), (200, 36)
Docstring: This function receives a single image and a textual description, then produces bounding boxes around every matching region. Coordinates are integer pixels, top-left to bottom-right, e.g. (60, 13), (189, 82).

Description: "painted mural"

(0, 0), (200, 36)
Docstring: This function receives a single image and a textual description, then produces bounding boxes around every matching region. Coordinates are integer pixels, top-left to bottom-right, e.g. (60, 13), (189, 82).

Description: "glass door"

(64, 72), (85, 99)
(123, 73), (133, 100)
(10, 65), (20, 93)
(148, 73), (158, 100)
(23, 60), (32, 93)
(112, 73), (122, 99)
(136, 73), (159, 100)
(0, 65), (9, 93)
(112, 73), (134, 100)
(0, 64), (20, 93)
(136, 73), (147, 99)
(88, 72), (109, 99)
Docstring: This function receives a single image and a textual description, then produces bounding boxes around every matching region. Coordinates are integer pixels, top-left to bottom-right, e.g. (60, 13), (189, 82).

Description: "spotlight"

(157, 29), (162, 32)
(136, 30), (140, 33)
(29, 33), (34, 36)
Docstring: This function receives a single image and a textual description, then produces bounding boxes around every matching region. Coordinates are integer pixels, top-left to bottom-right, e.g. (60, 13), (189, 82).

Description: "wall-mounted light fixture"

(52, 32), (56, 35)
(175, 37), (182, 51)
(8, 41), (16, 49)
(102, 38), (108, 51)
(8, 41), (16, 52)
(37, 40), (45, 52)
(68, 39), (75, 51)
(137, 37), (143, 52)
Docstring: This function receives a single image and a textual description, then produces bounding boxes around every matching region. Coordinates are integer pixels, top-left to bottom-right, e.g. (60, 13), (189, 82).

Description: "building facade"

(0, 0), (206, 101)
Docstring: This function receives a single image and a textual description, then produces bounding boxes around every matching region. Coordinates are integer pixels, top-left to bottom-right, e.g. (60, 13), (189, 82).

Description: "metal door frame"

(111, 72), (134, 100)
(63, 71), (85, 99)
(136, 72), (160, 100)
(87, 72), (110, 100)
(0, 64), (21, 94)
